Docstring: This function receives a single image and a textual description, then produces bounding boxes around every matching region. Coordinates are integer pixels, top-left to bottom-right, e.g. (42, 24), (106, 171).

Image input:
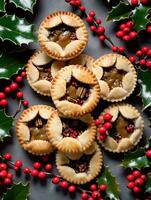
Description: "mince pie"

(50, 65), (101, 117)
(47, 110), (96, 153)
(26, 50), (66, 96)
(56, 143), (103, 184)
(16, 105), (55, 155)
(38, 11), (88, 60)
(93, 54), (137, 102)
(97, 104), (144, 153)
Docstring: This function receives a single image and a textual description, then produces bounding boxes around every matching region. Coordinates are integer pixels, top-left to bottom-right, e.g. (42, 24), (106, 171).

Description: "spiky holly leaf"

(132, 5), (151, 32)
(122, 137), (151, 169)
(0, 110), (13, 142)
(138, 69), (151, 110)
(0, 52), (26, 79)
(0, 15), (35, 46)
(145, 175), (151, 193)
(98, 166), (120, 200)
(2, 182), (30, 200)
(107, 2), (133, 21)
(0, 0), (5, 12)
(10, 0), (37, 13)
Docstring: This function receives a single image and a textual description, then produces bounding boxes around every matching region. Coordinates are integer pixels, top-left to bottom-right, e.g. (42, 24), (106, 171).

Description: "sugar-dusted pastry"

(97, 103), (144, 153)
(47, 110), (96, 153)
(50, 65), (101, 117)
(56, 143), (103, 184)
(93, 54), (137, 102)
(16, 105), (55, 155)
(38, 11), (88, 60)
(26, 50), (66, 96)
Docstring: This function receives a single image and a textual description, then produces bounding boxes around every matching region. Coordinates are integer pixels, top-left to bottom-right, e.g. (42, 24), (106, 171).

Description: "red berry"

(98, 127), (107, 135)
(141, 0), (149, 5)
(127, 182), (135, 189)
(146, 149), (151, 158)
(123, 35), (130, 42)
(90, 25), (97, 32)
(60, 181), (68, 189)
(31, 169), (39, 177)
(126, 21), (134, 28)
(99, 184), (107, 191)
(147, 49), (151, 57)
(135, 178), (144, 187)
(4, 87), (11, 93)
(81, 192), (88, 199)
(141, 46), (149, 53)
(139, 59), (146, 66)
(118, 46), (125, 53)
(22, 100), (29, 107)
(16, 76), (23, 83)
(23, 168), (31, 174)
(38, 171), (46, 180)
(147, 26), (151, 33)
(131, 0), (139, 6)
(99, 35), (105, 41)
(33, 162), (41, 170)
(133, 186), (140, 193)
(0, 163), (7, 170)
(146, 61), (151, 68)
(4, 153), (12, 161)
(42, 155), (49, 162)
(52, 176), (60, 184)
(0, 99), (8, 107)
(7, 172), (13, 179)
(129, 31), (137, 39)
(103, 122), (112, 130)
(21, 71), (26, 77)
(116, 31), (124, 38)
(4, 178), (11, 185)
(141, 175), (146, 180)
(45, 164), (53, 172)
(80, 6), (86, 12)
(103, 113), (112, 121)
(97, 26), (105, 34)
(123, 27), (130, 34)
(133, 170), (141, 178)
(90, 184), (97, 191)
(16, 91), (23, 99)
(136, 50), (143, 57)
(10, 83), (18, 91)
(129, 56), (136, 63)
(89, 11), (95, 17)
(92, 191), (100, 198)
(0, 170), (7, 178)
(99, 135), (107, 141)
(86, 16), (93, 23)
(95, 119), (101, 126)
(127, 174), (134, 181)
(96, 19), (101, 24)
(0, 92), (5, 99)
(14, 166), (19, 171)
(120, 24), (126, 30)
(15, 160), (22, 168)
(112, 46), (118, 52)
(88, 198), (93, 200)
(68, 185), (76, 193)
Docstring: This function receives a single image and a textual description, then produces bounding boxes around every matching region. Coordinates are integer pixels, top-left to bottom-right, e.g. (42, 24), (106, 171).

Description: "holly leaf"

(0, 110), (13, 142)
(10, 0), (37, 13)
(2, 182), (30, 200)
(107, 2), (133, 21)
(0, 0), (5, 12)
(145, 175), (151, 193)
(138, 69), (151, 110)
(0, 15), (36, 45)
(132, 5), (151, 32)
(98, 166), (120, 200)
(0, 52), (26, 79)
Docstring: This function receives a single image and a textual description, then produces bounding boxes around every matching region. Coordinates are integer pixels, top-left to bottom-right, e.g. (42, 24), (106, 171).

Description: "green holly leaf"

(10, 0), (37, 13)
(145, 175), (151, 193)
(0, 52), (26, 79)
(132, 5), (151, 32)
(2, 182), (30, 200)
(0, 0), (5, 12)
(138, 69), (151, 110)
(98, 166), (120, 200)
(107, 2), (133, 21)
(0, 15), (36, 46)
(0, 110), (13, 142)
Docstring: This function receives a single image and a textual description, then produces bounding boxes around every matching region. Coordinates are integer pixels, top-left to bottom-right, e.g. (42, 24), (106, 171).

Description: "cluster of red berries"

(131, 0), (150, 6)
(116, 21), (137, 42)
(127, 170), (146, 194)
(0, 71), (29, 108)
(95, 113), (112, 142)
(129, 46), (151, 69)
(0, 153), (13, 188)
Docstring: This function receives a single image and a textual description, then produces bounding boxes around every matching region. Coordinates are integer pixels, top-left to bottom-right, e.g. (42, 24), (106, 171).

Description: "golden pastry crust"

(26, 50), (66, 96)
(56, 143), (103, 184)
(16, 105), (55, 155)
(47, 110), (96, 153)
(50, 65), (101, 117)
(93, 54), (137, 102)
(38, 11), (88, 61)
(97, 103), (144, 153)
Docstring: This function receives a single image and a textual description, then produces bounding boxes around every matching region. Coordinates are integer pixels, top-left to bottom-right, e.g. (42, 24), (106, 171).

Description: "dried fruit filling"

(109, 114), (135, 142)
(47, 24), (78, 48)
(61, 118), (87, 138)
(61, 77), (90, 105)
(27, 114), (49, 141)
(33, 62), (53, 82)
(102, 67), (126, 90)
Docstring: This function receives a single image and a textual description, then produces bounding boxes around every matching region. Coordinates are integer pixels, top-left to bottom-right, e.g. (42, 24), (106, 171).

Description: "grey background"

(1, 0), (151, 200)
